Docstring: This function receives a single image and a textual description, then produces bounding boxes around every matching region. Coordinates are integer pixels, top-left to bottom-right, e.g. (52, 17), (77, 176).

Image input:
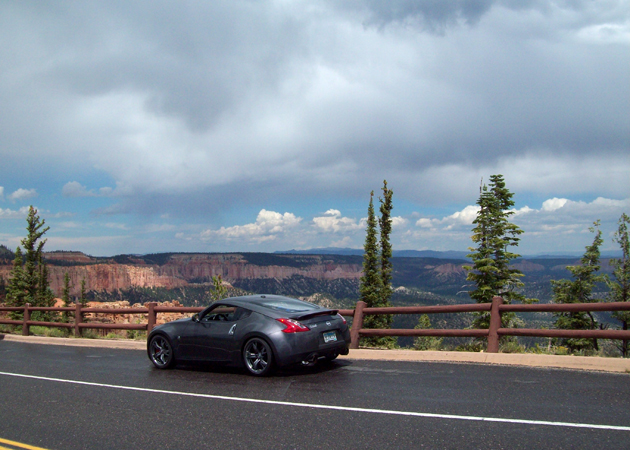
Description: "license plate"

(323, 331), (337, 343)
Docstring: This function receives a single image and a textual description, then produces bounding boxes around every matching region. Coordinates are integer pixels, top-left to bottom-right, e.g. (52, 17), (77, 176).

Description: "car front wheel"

(243, 338), (274, 376)
(148, 334), (176, 369)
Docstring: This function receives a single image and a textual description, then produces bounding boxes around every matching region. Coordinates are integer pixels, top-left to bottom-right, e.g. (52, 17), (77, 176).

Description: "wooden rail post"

(147, 302), (157, 334)
(350, 301), (366, 349)
(22, 303), (30, 336)
(74, 302), (83, 337)
(487, 296), (503, 353)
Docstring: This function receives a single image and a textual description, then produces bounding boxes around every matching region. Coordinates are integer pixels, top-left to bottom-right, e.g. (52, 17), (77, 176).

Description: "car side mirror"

(192, 313), (200, 323)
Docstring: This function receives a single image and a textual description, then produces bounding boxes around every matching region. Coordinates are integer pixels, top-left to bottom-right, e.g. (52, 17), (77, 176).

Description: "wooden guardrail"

(344, 297), (630, 352)
(1, 297), (629, 353)
(0, 303), (204, 338)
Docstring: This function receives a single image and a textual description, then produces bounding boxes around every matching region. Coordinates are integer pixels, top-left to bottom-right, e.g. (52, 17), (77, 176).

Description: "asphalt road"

(1, 341), (629, 450)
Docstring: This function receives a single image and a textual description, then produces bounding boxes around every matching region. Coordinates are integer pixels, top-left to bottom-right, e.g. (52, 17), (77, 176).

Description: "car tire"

(148, 334), (176, 369)
(243, 337), (274, 376)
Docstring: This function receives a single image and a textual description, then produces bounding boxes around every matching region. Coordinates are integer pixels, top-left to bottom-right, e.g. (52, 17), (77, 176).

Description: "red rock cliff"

(0, 253), (363, 296)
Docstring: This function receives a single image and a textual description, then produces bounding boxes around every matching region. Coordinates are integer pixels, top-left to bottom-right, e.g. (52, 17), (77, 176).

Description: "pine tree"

(211, 275), (228, 302)
(360, 191), (382, 309)
(360, 185), (396, 348)
(6, 247), (28, 320)
(551, 221), (606, 352)
(464, 175), (529, 333)
(413, 314), (443, 351)
(35, 254), (56, 322)
(21, 206), (50, 305)
(5, 207), (54, 322)
(379, 180), (394, 306)
(608, 213), (630, 357)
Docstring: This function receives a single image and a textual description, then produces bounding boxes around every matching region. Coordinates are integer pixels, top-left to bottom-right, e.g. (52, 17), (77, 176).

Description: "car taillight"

(276, 318), (310, 333)
(337, 313), (347, 324)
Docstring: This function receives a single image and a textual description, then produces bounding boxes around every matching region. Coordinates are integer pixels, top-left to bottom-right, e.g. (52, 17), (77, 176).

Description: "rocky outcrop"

(44, 264), (188, 296)
(84, 300), (190, 326)
(511, 261), (546, 272)
(429, 263), (468, 279)
(157, 254), (363, 281)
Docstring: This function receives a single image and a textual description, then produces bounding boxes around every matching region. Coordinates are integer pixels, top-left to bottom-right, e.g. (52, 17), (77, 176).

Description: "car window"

(201, 305), (253, 322)
(202, 306), (237, 322)
(233, 307), (252, 321)
(252, 298), (321, 313)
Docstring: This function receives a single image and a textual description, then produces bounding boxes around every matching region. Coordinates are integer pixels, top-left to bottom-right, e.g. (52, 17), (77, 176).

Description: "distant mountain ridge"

(277, 247), (622, 259)
(278, 248), (470, 259)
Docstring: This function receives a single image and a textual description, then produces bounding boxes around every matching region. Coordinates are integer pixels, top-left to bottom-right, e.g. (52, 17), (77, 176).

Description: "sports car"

(147, 294), (351, 376)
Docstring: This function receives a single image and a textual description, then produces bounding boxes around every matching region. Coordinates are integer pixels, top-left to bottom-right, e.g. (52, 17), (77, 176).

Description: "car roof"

(213, 294), (333, 318)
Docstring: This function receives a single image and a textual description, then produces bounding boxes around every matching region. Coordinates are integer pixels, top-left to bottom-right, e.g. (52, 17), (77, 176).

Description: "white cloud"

(8, 188), (37, 202)
(542, 198), (568, 212)
(0, 206), (30, 219)
(416, 205), (480, 230)
(513, 206), (535, 216)
(416, 218), (434, 228)
(0, 186), (4, 199)
(410, 195), (629, 253)
(312, 210), (364, 233)
(202, 209), (302, 243)
(517, 197), (630, 227)
(446, 205), (480, 226)
(391, 216), (408, 228)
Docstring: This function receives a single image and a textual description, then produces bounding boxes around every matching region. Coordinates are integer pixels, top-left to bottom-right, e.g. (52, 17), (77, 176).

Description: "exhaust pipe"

(301, 352), (319, 366)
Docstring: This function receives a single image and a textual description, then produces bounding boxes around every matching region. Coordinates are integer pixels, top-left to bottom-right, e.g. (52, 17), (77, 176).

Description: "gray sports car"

(147, 294), (351, 376)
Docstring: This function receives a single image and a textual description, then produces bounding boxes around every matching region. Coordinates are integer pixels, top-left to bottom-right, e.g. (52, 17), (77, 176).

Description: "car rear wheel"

(148, 334), (176, 369)
(243, 338), (274, 376)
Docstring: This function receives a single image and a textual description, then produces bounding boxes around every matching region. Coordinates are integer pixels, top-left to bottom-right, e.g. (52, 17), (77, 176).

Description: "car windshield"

(253, 298), (321, 313)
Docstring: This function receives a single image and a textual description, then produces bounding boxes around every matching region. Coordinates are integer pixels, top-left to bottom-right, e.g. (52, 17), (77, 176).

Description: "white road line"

(1, 371), (629, 432)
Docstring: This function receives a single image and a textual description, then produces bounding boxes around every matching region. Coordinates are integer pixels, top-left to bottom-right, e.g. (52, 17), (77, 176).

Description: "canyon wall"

(0, 252), (364, 297)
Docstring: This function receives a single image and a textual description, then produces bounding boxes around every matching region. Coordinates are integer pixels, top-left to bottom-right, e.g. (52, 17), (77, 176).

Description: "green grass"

(29, 326), (72, 338)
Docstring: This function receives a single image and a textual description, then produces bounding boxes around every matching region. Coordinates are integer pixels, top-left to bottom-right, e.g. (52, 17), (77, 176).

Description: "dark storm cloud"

(30, 1), (306, 132)
(0, 0), (628, 223)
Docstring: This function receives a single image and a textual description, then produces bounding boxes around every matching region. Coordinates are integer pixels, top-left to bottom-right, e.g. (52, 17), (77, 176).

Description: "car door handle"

(228, 324), (237, 335)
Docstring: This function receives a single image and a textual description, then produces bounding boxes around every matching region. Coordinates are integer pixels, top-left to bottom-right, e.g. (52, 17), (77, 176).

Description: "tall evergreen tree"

(5, 247), (28, 320)
(464, 175), (529, 333)
(21, 206), (50, 305)
(551, 221), (606, 352)
(359, 191), (382, 309)
(608, 213), (630, 357)
(5, 207), (54, 322)
(360, 185), (396, 348)
(379, 180), (394, 306)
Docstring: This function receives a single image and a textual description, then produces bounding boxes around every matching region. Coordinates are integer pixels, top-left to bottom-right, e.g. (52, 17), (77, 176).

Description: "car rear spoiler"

(295, 310), (339, 321)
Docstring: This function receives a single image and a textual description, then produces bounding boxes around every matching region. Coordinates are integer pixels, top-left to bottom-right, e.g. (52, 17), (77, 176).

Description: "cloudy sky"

(1, 1), (628, 257)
